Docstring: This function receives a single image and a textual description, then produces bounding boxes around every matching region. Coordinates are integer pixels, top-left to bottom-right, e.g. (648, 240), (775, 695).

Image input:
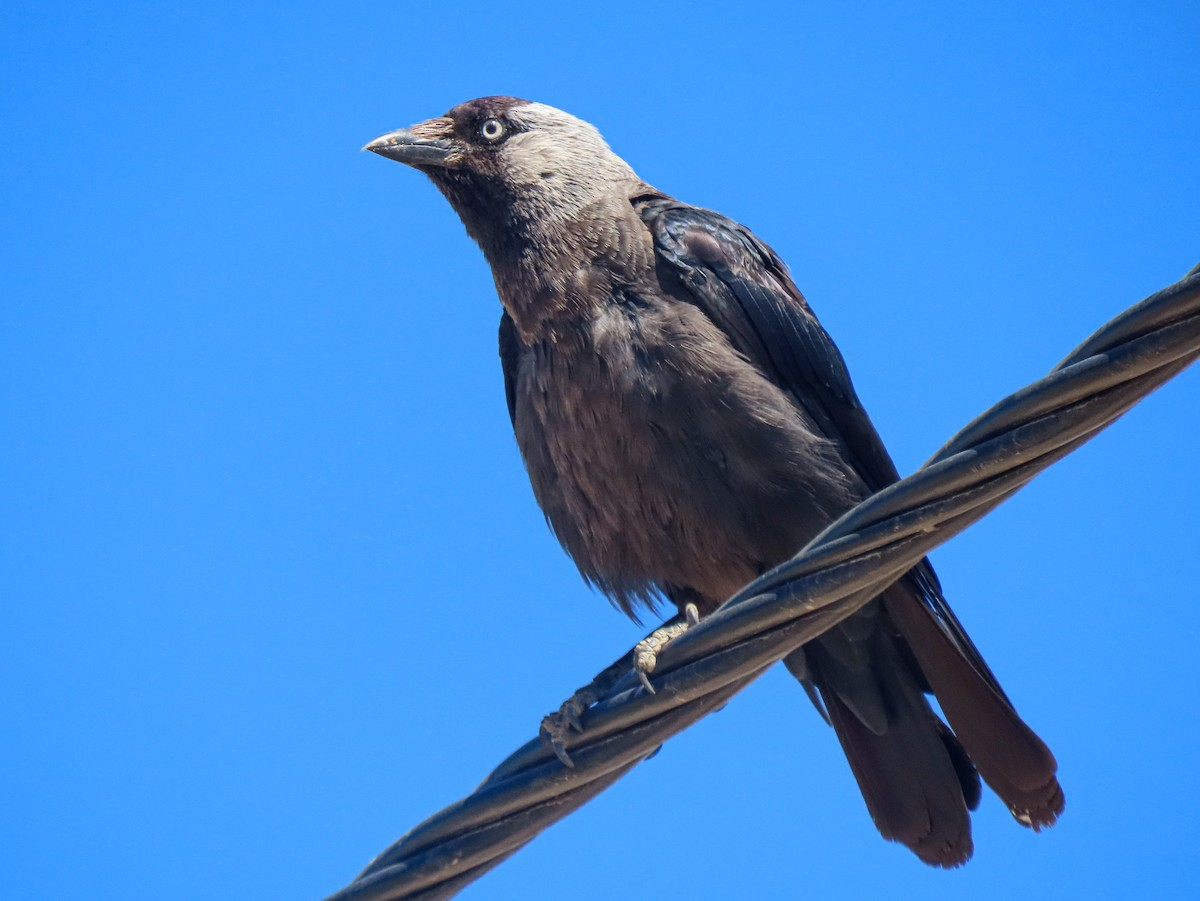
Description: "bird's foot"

(539, 606), (701, 767)
(633, 603), (700, 694)
(540, 686), (601, 769)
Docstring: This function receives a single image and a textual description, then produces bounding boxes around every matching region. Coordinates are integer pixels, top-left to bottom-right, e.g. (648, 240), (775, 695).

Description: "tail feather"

(803, 626), (981, 867)
(785, 577), (1062, 866)
(884, 587), (1064, 829)
(937, 718), (983, 812)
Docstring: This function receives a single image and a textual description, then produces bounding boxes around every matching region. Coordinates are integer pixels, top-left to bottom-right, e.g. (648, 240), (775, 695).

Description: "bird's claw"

(546, 730), (574, 768)
(632, 604), (701, 695)
(636, 663), (657, 695)
(540, 716), (576, 768)
(564, 706), (584, 733)
(540, 693), (592, 767)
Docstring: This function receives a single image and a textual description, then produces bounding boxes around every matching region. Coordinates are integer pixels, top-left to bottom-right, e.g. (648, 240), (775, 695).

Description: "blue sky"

(3, 2), (1198, 899)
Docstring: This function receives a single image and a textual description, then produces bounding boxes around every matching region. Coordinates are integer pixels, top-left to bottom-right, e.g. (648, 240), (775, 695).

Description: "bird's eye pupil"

(481, 118), (506, 142)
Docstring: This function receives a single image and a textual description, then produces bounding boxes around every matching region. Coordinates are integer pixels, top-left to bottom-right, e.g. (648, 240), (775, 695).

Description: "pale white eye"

(480, 118), (506, 143)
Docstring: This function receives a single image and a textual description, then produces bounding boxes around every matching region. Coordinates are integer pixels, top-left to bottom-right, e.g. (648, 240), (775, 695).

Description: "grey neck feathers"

(437, 103), (658, 341)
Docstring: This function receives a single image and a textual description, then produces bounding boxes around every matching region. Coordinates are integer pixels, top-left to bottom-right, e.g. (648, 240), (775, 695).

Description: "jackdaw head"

(365, 97), (640, 263)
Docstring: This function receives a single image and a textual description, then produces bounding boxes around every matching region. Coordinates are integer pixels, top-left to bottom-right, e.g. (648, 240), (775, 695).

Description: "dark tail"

(884, 582), (1064, 828)
(784, 579), (1062, 866)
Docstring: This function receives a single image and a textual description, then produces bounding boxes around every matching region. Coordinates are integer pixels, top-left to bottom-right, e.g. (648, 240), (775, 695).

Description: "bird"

(364, 96), (1063, 867)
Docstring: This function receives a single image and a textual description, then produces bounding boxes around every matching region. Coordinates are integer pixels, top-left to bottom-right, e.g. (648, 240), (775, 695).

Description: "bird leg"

(540, 664), (622, 768)
(540, 604), (701, 767)
(633, 602), (701, 694)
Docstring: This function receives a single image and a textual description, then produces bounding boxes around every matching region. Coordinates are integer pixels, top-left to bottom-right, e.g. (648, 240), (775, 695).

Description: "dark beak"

(363, 127), (456, 167)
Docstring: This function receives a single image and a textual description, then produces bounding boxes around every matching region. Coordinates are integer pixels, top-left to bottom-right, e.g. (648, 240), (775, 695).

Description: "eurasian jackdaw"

(365, 96), (1063, 867)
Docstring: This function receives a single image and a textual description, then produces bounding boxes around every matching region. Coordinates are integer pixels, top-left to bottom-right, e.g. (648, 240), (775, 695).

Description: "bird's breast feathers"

(510, 288), (857, 610)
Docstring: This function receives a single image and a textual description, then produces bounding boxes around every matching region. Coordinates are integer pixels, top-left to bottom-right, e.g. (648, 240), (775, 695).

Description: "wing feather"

(638, 197), (1006, 697)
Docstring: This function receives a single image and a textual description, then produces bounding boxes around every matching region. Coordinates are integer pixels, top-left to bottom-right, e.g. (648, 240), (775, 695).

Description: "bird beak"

(363, 117), (457, 168)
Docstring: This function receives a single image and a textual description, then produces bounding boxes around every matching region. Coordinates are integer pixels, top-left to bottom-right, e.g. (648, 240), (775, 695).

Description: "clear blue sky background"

(3, 3), (1198, 899)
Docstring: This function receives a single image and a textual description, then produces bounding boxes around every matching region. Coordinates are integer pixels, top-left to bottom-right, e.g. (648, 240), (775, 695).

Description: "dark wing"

(498, 308), (520, 428)
(637, 197), (1004, 693)
(640, 197), (902, 493)
(640, 199), (1065, 831)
